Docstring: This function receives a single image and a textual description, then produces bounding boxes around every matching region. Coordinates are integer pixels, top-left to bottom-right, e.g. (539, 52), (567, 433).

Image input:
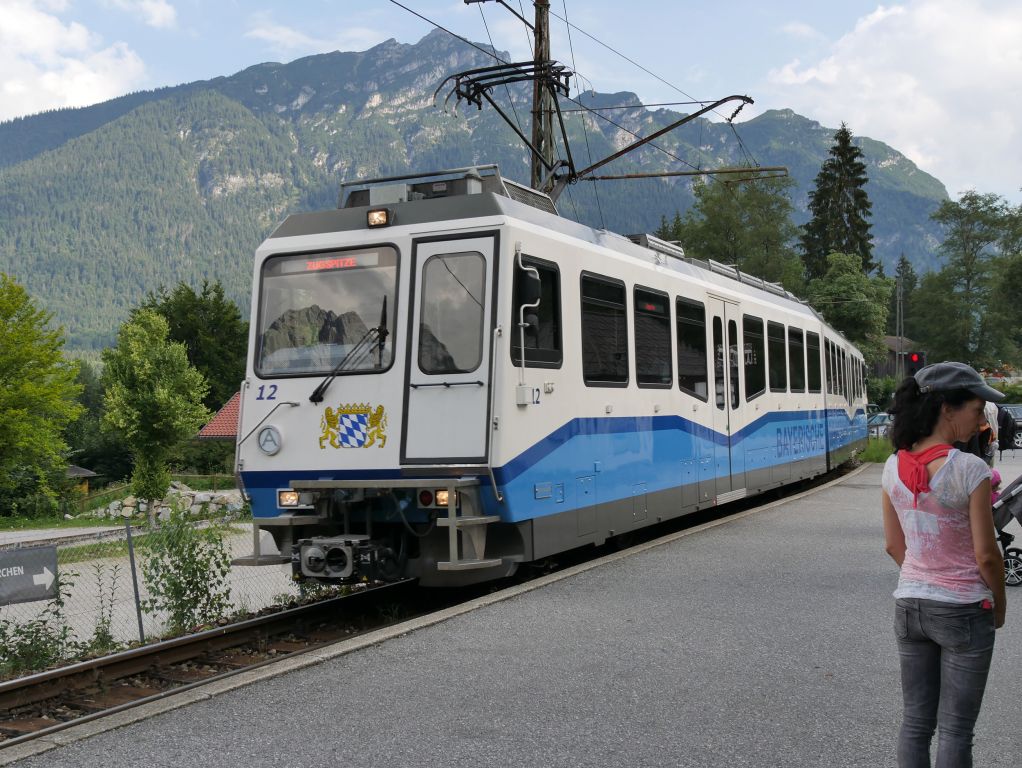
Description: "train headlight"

(367, 208), (390, 227)
(278, 489), (300, 507)
(303, 546), (326, 573)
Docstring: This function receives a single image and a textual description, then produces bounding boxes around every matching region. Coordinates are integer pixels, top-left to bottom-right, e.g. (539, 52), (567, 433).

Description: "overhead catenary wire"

(475, 2), (526, 138)
(560, 0), (604, 228)
(389, 0), (767, 194)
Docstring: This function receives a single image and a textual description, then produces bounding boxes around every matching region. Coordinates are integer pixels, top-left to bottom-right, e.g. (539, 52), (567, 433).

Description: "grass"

(860, 437), (894, 463)
(56, 522), (250, 565)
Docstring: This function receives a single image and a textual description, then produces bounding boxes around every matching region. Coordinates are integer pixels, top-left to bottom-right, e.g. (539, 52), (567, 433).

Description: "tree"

(0, 274), (83, 510)
(137, 280), (248, 410)
(927, 190), (1009, 366)
(101, 310), (210, 511)
(807, 252), (892, 365)
(663, 177), (804, 293)
(65, 360), (132, 483)
(800, 124), (875, 279)
(886, 254), (919, 337)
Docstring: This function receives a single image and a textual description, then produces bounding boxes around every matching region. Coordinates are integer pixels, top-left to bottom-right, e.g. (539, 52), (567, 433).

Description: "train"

(234, 165), (868, 587)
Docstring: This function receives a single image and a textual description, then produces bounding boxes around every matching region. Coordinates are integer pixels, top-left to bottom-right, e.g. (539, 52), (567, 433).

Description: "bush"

(140, 505), (233, 635)
(0, 572), (78, 677)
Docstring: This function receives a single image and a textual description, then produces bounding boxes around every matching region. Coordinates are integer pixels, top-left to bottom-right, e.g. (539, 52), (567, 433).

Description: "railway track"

(0, 579), (425, 749)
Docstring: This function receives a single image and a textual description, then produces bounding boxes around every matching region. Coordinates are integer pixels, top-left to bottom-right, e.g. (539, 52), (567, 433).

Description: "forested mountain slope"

(0, 29), (948, 350)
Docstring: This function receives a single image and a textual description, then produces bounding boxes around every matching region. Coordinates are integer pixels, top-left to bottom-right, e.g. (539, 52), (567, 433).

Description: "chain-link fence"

(0, 502), (319, 680)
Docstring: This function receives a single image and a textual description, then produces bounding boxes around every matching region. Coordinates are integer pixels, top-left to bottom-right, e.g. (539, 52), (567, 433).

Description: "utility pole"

(531, 0), (554, 190)
(896, 274), (904, 379)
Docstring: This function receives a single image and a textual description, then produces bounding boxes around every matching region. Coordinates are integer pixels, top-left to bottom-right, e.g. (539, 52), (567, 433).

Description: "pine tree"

(800, 124), (875, 279)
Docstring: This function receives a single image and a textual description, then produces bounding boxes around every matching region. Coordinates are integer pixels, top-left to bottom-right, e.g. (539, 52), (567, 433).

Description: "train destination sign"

(0, 547), (58, 606)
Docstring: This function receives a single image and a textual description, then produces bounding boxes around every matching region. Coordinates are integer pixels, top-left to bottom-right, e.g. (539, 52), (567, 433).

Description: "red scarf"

(898, 443), (953, 508)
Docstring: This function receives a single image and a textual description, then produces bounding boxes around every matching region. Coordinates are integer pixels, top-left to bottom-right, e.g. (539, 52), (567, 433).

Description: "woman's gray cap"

(914, 361), (1005, 402)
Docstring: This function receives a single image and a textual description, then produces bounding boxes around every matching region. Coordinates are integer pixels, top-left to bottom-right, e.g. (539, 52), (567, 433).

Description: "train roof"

(267, 165), (855, 353)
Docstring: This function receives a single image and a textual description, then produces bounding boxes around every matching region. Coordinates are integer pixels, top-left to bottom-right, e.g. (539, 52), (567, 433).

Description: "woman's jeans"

(895, 598), (996, 768)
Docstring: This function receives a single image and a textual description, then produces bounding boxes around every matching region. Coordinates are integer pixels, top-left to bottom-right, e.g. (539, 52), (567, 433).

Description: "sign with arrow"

(0, 547), (58, 606)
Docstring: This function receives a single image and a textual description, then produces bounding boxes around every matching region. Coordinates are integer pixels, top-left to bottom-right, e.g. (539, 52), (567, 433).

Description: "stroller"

(991, 472), (1022, 586)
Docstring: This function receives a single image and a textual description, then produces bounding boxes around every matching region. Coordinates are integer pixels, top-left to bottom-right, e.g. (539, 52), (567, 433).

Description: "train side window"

(841, 348), (848, 399)
(418, 251), (485, 374)
(806, 332), (822, 393)
(729, 320), (741, 408)
(634, 287), (672, 387)
(743, 315), (765, 401)
(768, 321), (787, 392)
(676, 298), (708, 401)
(510, 256), (562, 368)
(788, 327), (805, 392)
(824, 339), (833, 394)
(581, 274), (629, 386)
(713, 317), (725, 410)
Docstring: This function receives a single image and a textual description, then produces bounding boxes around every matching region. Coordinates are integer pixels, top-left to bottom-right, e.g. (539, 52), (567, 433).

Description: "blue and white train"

(235, 165), (867, 586)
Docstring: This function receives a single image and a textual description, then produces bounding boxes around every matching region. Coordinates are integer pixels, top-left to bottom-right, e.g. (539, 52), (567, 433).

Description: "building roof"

(198, 391), (240, 441)
(66, 465), (97, 478)
(882, 335), (920, 353)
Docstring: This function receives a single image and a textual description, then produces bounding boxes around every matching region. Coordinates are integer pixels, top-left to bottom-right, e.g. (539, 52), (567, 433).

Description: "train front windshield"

(256, 246), (398, 376)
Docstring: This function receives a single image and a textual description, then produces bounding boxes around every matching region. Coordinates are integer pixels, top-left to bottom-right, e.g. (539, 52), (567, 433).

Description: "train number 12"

(256, 384), (278, 401)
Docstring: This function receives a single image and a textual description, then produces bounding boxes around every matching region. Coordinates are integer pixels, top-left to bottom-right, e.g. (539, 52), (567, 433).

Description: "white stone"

(189, 504), (203, 515)
(194, 492), (213, 505)
(110, 500), (122, 512)
(123, 496), (137, 508)
(121, 507), (133, 518)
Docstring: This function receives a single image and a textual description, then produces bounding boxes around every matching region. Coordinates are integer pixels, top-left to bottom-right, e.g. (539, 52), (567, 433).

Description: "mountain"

(0, 29), (948, 351)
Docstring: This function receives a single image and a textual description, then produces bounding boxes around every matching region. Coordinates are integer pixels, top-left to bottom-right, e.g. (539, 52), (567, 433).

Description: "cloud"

(780, 21), (824, 40)
(0, 0), (147, 121)
(244, 12), (383, 58)
(103, 0), (177, 28)
(765, 0), (1022, 202)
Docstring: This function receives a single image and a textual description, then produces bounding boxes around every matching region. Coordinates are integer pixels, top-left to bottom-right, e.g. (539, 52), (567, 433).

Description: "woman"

(882, 361), (1007, 768)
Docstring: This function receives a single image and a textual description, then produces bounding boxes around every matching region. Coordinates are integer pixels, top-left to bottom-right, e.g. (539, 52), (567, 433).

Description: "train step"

(436, 515), (500, 527)
(437, 557), (503, 571)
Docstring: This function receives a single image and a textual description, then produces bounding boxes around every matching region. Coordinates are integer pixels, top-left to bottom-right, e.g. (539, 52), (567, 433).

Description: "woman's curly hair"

(888, 376), (977, 451)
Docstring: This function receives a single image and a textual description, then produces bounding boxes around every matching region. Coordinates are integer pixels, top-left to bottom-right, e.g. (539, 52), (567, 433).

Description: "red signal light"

(910, 353), (919, 362)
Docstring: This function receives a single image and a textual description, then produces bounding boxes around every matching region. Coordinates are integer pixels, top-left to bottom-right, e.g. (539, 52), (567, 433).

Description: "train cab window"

(581, 274), (628, 386)
(510, 256), (562, 368)
(768, 321), (787, 392)
(256, 246), (398, 377)
(743, 315), (765, 401)
(634, 287), (672, 387)
(419, 251), (486, 374)
(788, 328), (806, 392)
(806, 332), (822, 393)
(676, 298), (708, 401)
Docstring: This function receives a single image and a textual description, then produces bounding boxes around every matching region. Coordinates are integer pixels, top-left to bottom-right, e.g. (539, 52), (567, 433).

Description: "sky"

(1, 0), (1020, 203)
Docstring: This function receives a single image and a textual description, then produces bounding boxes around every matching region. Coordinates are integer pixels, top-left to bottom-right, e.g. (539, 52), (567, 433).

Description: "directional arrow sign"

(0, 547), (58, 606)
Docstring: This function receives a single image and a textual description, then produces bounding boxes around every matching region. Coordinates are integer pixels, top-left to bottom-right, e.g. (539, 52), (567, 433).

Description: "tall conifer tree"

(800, 124), (875, 279)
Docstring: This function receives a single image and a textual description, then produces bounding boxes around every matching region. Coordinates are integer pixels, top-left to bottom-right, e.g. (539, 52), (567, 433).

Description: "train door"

(707, 297), (740, 497)
(401, 234), (496, 464)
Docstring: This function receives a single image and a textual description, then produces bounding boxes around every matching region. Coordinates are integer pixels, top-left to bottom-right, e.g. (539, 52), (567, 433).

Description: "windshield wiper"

(309, 298), (389, 404)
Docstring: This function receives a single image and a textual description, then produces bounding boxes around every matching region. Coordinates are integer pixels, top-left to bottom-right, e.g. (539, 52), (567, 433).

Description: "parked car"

(1002, 404), (1022, 448)
(867, 402), (881, 416)
(868, 412), (892, 438)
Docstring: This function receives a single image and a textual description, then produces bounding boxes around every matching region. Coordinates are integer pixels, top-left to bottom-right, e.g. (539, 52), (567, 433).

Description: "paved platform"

(4, 461), (1021, 767)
